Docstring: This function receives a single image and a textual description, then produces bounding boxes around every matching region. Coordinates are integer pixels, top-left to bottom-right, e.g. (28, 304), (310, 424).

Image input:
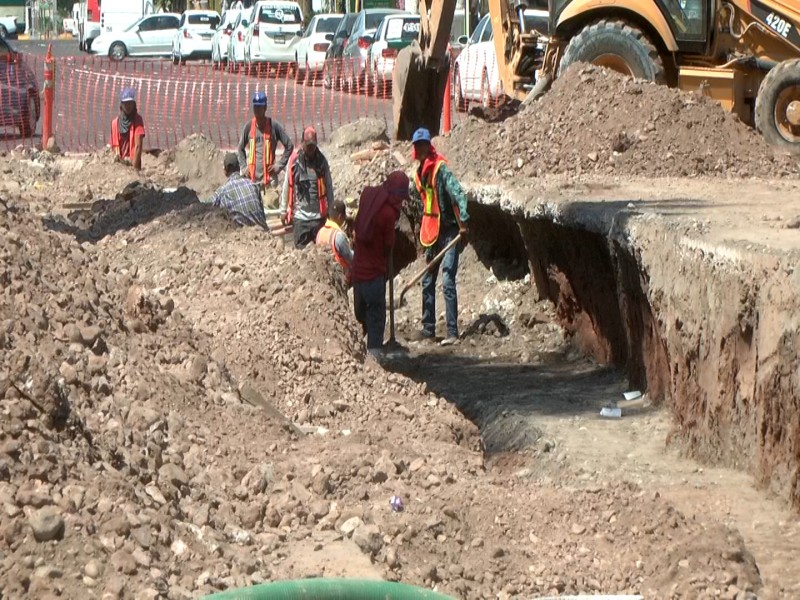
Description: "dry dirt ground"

(1, 70), (800, 600)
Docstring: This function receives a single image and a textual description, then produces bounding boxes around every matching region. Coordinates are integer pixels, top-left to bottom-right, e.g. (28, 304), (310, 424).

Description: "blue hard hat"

(412, 127), (432, 144)
(120, 87), (136, 103)
(252, 91), (267, 107)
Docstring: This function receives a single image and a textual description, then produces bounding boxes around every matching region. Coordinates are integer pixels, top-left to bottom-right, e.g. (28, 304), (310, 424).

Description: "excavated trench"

(396, 192), (800, 511)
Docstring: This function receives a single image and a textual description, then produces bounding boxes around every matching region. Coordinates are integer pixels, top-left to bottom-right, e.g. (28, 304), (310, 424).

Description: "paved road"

(4, 40), (394, 153)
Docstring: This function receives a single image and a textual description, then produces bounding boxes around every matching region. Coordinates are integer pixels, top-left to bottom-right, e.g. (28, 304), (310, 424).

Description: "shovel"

(386, 247), (401, 350)
(395, 234), (461, 309)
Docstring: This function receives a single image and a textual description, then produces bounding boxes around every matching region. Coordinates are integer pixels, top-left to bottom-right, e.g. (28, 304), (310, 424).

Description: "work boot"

(440, 336), (459, 347)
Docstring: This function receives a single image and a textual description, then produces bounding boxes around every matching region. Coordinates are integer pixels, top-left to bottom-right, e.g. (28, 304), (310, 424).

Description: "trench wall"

(470, 188), (800, 509)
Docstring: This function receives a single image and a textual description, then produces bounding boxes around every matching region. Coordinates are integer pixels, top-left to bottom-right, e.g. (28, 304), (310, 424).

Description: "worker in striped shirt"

(210, 153), (269, 229)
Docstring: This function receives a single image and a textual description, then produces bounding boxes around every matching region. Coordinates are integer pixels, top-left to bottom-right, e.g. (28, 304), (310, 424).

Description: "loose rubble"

(439, 64), (800, 180)
(0, 119), (792, 599)
(0, 154), (759, 598)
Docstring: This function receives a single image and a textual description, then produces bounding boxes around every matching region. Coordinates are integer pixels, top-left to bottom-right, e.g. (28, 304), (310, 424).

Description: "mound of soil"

(440, 64), (800, 180)
(162, 134), (227, 199)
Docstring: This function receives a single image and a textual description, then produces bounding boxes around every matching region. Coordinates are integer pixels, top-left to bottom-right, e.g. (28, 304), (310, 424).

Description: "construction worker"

(280, 126), (333, 249)
(237, 91), (293, 192)
(110, 87), (145, 171)
(315, 199), (353, 273)
(409, 127), (470, 346)
(352, 171), (409, 357)
(209, 152), (268, 229)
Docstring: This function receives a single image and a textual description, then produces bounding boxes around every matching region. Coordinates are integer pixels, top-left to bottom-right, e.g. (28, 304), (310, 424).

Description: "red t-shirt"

(352, 202), (396, 283)
(115, 114), (145, 160)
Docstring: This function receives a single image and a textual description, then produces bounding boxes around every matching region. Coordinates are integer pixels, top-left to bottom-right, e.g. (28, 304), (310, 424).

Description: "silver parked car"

(340, 8), (405, 92)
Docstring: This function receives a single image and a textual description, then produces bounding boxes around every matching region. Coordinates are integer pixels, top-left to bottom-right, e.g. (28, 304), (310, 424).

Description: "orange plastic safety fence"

(0, 50), (499, 154)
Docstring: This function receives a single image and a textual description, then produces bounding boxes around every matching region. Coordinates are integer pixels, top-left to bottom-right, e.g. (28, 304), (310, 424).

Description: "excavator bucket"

(393, 42), (451, 141)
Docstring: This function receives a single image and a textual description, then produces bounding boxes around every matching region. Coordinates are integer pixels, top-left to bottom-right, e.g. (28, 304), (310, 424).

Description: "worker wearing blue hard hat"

(110, 87), (146, 171)
(237, 91), (294, 192)
(409, 126), (470, 347)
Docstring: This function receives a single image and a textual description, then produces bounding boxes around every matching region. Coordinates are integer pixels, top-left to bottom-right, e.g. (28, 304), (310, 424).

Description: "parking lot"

(5, 39), (394, 153)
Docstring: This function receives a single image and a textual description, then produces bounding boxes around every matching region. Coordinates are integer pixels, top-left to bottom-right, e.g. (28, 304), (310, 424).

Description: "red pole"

(43, 44), (55, 149)
(442, 54), (452, 135)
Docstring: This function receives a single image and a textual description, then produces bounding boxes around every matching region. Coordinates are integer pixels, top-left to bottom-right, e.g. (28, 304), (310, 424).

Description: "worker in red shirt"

(110, 87), (145, 171)
(351, 170), (409, 358)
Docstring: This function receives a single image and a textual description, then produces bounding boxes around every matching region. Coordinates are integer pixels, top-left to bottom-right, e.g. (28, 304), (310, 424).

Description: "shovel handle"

(398, 234), (461, 306)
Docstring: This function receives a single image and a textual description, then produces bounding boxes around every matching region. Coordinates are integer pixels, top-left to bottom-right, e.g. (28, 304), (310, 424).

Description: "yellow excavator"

(393, 0), (800, 154)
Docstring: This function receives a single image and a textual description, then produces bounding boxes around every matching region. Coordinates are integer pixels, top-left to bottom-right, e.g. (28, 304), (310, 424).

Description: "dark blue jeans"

(422, 227), (461, 338)
(353, 277), (386, 350)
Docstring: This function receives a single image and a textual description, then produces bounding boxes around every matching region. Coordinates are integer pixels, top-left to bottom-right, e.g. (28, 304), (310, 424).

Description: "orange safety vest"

(315, 219), (349, 270)
(111, 117), (136, 160)
(247, 117), (272, 185)
(414, 158), (447, 247)
(286, 150), (328, 225)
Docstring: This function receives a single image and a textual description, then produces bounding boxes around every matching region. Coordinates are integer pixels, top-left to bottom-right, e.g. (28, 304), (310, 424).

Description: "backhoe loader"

(393, 0), (800, 154)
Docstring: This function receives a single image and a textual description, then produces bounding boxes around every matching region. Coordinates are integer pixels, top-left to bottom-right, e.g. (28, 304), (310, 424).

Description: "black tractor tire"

(755, 59), (800, 155)
(559, 20), (665, 84)
(0, 25), (8, 40)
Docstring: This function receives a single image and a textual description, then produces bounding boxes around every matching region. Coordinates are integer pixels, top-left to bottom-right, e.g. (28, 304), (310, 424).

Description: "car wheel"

(0, 25), (8, 40)
(86, 39), (93, 52)
(19, 94), (37, 138)
(455, 67), (468, 112)
(110, 42), (127, 61)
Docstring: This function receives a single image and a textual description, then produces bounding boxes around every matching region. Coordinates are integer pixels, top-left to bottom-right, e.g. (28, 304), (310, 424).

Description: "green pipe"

(203, 578), (456, 600)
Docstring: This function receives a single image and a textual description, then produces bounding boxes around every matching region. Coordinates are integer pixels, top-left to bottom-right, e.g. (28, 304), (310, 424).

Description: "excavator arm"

(392, 0), (457, 140)
(393, 0), (548, 140)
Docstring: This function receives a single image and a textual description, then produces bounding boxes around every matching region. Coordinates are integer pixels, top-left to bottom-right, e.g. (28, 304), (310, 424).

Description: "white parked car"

(211, 8), (242, 67)
(226, 10), (250, 72)
(294, 13), (342, 84)
(244, 1), (304, 72)
(91, 13), (180, 61)
(453, 11), (548, 109)
(171, 10), (220, 63)
(365, 14), (419, 95)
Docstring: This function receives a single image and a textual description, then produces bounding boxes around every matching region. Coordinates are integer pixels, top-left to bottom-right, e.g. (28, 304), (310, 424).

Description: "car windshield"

(384, 16), (418, 41)
(366, 11), (397, 30)
(317, 16), (340, 33)
(188, 13), (220, 28)
(259, 5), (301, 24)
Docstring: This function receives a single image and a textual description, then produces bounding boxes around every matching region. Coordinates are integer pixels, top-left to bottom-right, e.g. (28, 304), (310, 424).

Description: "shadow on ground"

(389, 351), (627, 454)
(42, 182), (204, 242)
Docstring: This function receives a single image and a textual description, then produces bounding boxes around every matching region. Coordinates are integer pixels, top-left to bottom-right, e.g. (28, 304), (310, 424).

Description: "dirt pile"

(0, 140), (780, 600)
(160, 134), (227, 199)
(440, 64), (800, 180)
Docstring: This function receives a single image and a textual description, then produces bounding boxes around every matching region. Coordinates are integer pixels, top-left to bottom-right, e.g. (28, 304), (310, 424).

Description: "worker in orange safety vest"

(280, 126), (333, 249)
(409, 127), (470, 347)
(236, 91), (294, 190)
(110, 87), (145, 171)
(315, 199), (353, 273)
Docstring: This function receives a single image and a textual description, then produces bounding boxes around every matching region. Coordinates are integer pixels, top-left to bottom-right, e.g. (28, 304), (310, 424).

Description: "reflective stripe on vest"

(111, 117), (135, 160)
(286, 150), (328, 225)
(414, 159), (446, 248)
(315, 220), (348, 270)
(247, 117), (272, 185)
